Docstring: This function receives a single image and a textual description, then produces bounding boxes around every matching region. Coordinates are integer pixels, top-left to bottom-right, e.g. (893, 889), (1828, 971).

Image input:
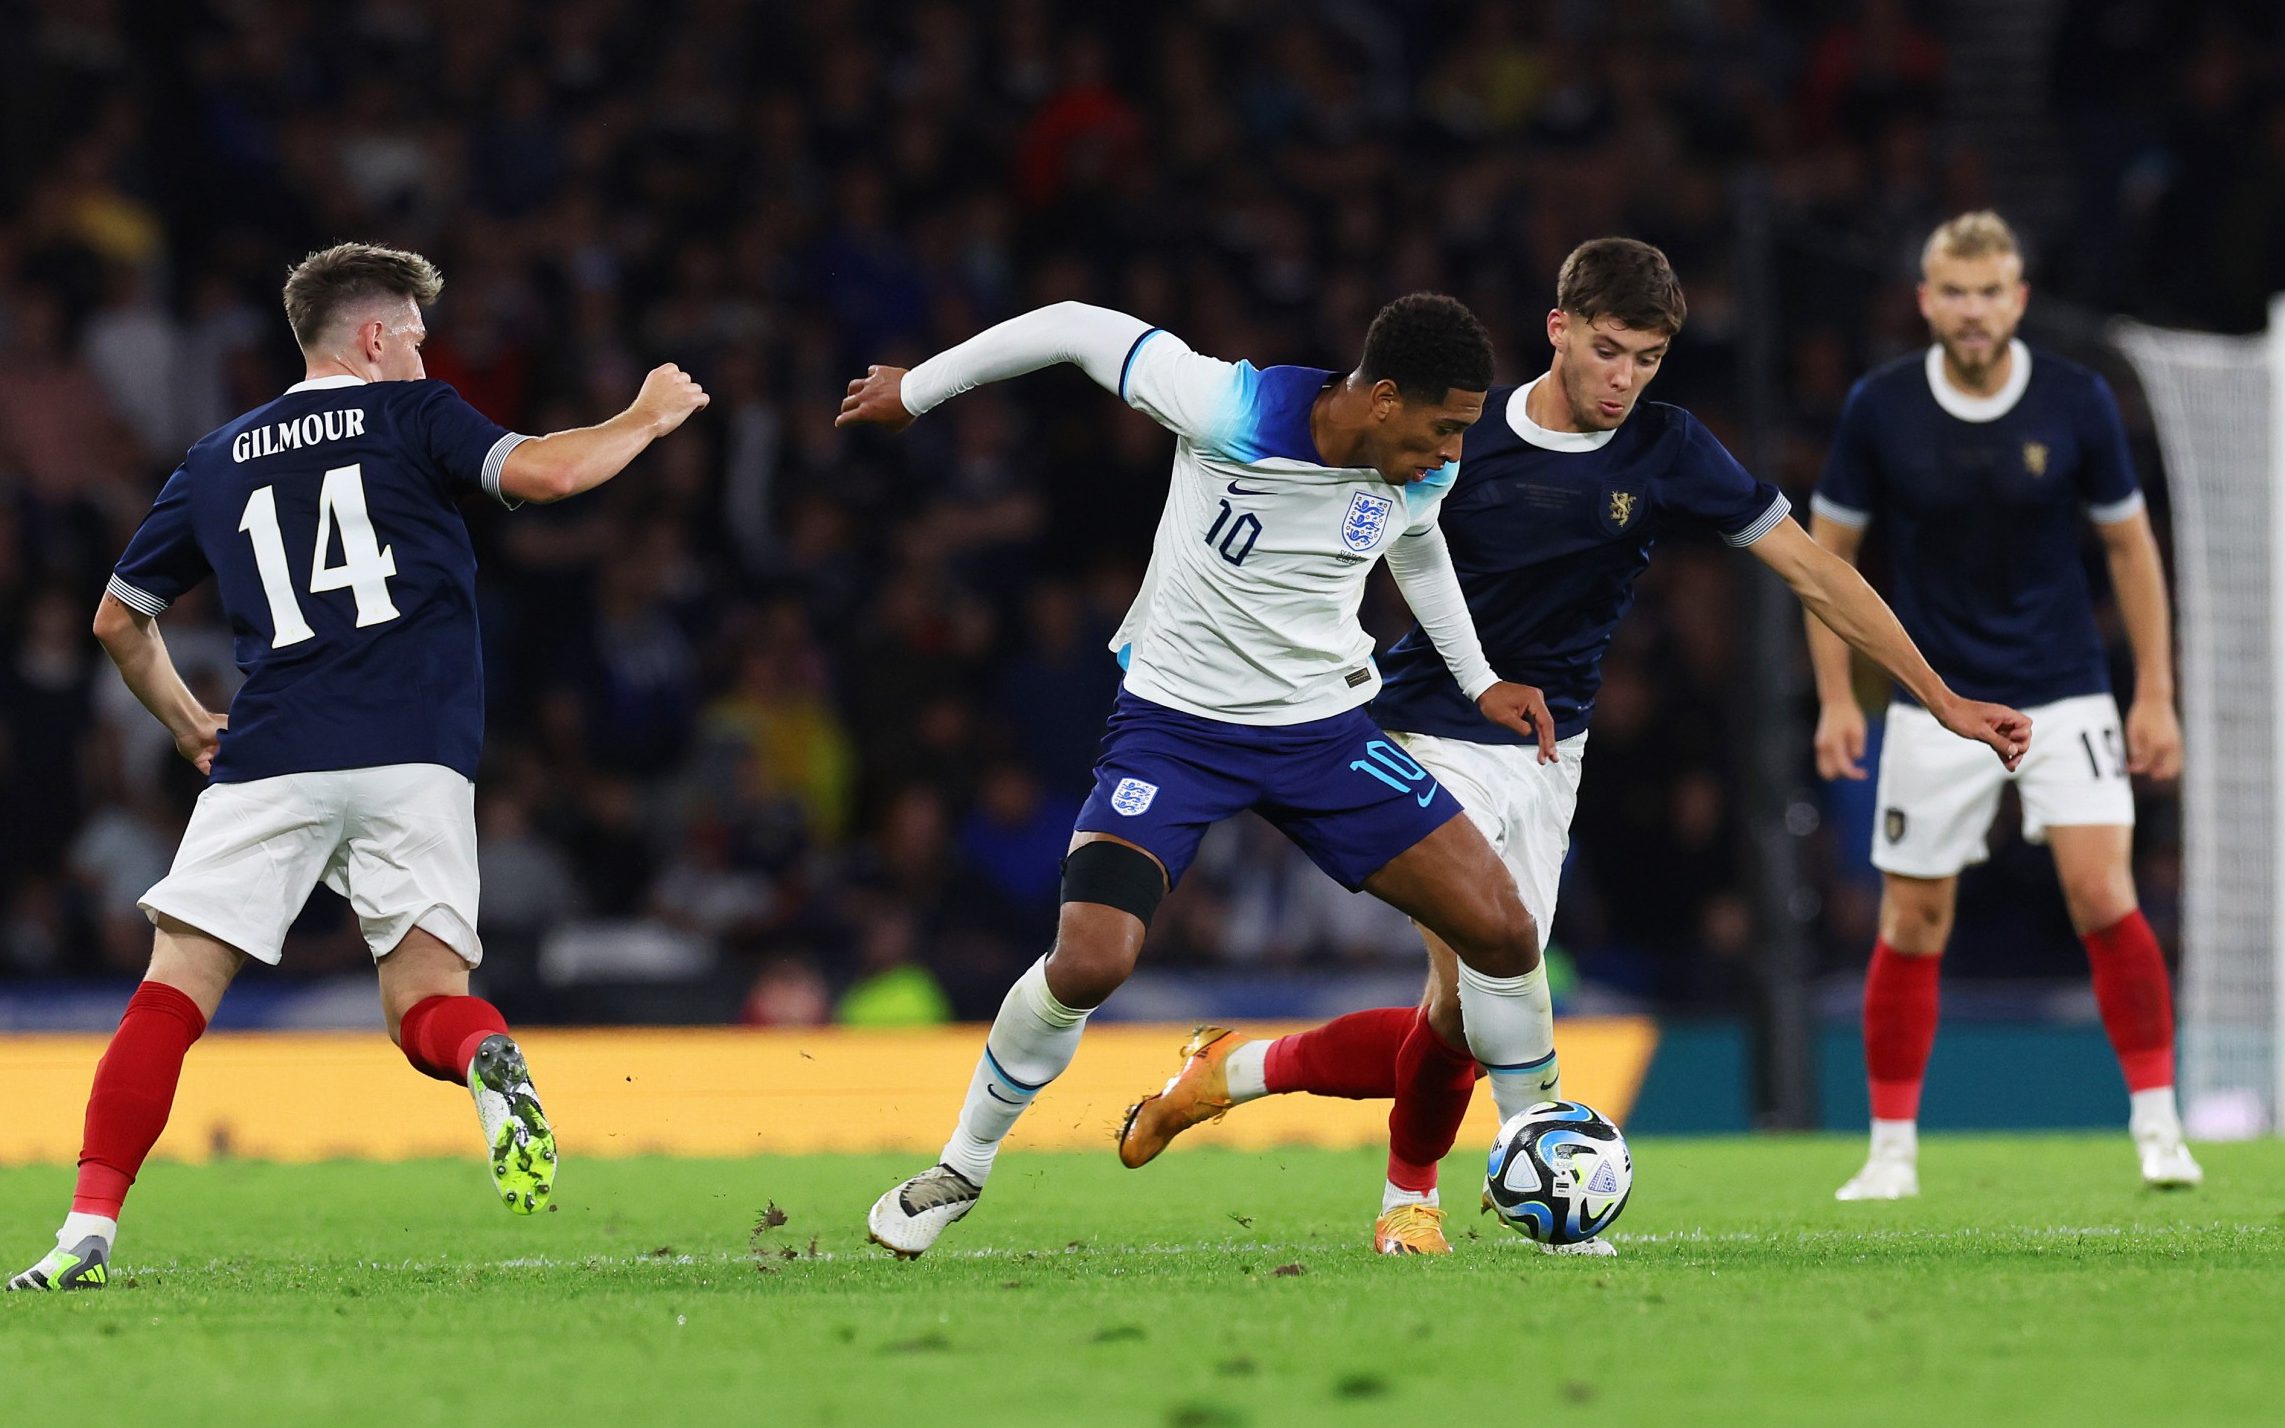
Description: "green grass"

(3, 1136), (2281, 1427)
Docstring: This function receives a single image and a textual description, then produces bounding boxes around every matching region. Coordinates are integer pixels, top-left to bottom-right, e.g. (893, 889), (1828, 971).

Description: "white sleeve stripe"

(2086, 490), (2147, 525)
(1809, 493), (1871, 529)
(481, 432), (534, 508)
(1723, 492), (1793, 547)
(106, 574), (169, 616)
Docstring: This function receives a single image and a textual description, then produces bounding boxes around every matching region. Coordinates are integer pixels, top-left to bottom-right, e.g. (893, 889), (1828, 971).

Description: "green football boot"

(7, 1236), (111, 1292)
(468, 1034), (557, 1214)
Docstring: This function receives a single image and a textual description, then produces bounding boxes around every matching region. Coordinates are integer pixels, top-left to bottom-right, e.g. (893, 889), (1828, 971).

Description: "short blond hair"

(283, 242), (443, 351)
(1921, 211), (2021, 275)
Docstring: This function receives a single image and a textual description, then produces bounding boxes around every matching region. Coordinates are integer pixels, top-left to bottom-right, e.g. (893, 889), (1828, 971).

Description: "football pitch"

(2, 1136), (2278, 1428)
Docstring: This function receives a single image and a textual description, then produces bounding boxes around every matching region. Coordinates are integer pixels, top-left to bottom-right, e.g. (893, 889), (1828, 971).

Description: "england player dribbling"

(7, 243), (708, 1291)
(837, 295), (1570, 1258)
(1810, 212), (2199, 1197)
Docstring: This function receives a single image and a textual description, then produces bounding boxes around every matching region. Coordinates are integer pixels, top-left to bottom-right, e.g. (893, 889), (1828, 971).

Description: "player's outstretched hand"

(175, 710), (226, 777)
(1813, 699), (1869, 781)
(1477, 681), (1559, 764)
(633, 363), (710, 436)
(2126, 695), (2183, 782)
(1938, 698), (2032, 772)
(835, 365), (915, 433)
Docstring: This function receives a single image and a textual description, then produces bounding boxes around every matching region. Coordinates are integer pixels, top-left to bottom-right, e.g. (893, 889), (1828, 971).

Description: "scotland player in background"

(8, 244), (709, 1291)
(837, 294), (1572, 1258)
(1810, 213), (2198, 1198)
(1116, 240), (2032, 1255)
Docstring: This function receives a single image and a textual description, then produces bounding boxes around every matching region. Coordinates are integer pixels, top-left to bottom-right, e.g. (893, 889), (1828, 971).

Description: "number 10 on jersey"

(238, 463), (401, 647)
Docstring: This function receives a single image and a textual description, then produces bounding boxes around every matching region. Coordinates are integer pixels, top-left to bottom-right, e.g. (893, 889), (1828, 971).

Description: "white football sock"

(1455, 959), (1558, 1123)
(1381, 1181), (1438, 1213)
(939, 957), (1090, 1185)
(58, 1211), (117, 1252)
(2128, 1086), (2183, 1139)
(1224, 1040), (1271, 1104)
(1869, 1118), (1917, 1162)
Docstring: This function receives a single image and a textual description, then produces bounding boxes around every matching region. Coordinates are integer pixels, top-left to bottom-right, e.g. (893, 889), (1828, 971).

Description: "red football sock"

(74, 981), (209, 1218)
(398, 995), (510, 1084)
(1862, 940), (1941, 1122)
(2083, 910), (2175, 1093)
(1263, 1006), (1415, 1099)
(1386, 1013), (1479, 1193)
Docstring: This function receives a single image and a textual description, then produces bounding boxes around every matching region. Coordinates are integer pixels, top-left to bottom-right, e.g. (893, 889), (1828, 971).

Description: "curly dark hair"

(1555, 238), (1687, 335)
(282, 242), (445, 351)
(1358, 292), (1495, 400)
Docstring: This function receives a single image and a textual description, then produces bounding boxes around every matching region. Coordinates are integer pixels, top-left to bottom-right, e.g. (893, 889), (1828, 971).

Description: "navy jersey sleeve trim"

(1722, 492), (1793, 546)
(1117, 328), (1167, 402)
(2086, 489), (2147, 525)
(1809, 493), (1871, 529)
(480, 432), (534, 508)
(105, 573), (169, 616)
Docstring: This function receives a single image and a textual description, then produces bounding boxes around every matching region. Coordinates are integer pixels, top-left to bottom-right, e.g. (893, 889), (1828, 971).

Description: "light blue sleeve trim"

(2086, 490), (2146, 526)
(1207, 362), (1267, 461)
(1723, 493), (1793, 547)
(1809, 493), (1870, 529)
(1114, 642), (1133, 671)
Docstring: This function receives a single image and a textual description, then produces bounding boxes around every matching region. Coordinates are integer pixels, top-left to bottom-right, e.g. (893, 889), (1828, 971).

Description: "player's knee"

(1450, 888), (1540, 979)
(2060, 871), (2136, 934)
(1042, 928), (1137, 1009)
(1879, 881), (1953, 953)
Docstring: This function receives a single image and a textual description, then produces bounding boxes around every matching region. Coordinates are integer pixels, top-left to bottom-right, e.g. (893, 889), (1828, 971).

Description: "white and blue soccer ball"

(1483, 1100), (1633, 1245)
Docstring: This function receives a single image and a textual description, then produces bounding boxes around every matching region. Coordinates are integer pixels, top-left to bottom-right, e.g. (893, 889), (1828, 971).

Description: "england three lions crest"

(1343, 490), (1395, 551)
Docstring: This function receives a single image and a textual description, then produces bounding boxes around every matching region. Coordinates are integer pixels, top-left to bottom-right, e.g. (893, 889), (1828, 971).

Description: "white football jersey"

(1110, 330), (1457, 724)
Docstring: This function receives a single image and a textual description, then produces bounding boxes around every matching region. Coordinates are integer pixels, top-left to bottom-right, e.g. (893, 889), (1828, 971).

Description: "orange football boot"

(1372, 1203), (1452, 1255)
(1117, 1025), (1241, 1167)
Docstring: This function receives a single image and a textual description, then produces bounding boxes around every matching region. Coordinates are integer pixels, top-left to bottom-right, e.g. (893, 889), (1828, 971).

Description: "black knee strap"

(1060, 840), (1167, 928)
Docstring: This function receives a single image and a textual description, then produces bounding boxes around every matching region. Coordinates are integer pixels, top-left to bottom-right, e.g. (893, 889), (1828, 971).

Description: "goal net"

(2113, 296), (2285, 1138)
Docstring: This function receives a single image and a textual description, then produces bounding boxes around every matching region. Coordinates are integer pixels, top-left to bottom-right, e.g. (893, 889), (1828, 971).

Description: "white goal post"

(2112, 295), (2285, 1138)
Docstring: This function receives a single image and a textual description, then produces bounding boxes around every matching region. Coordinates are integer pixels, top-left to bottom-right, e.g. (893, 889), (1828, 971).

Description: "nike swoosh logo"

(1226, 481), (1271, 496)
(1538, 1074), (1560, 1092)
(986, 1085), (1024, 1106)
(1415, 781), (1441, 808)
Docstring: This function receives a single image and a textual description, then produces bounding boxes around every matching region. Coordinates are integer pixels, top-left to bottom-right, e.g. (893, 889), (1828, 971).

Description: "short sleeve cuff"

(1723, 492), (1794, 547)
(2086, 490), (2146, 525)
(1809, 493), (1871, 529)
(106, 573), (169, 616)
(481, 432), (534, 508)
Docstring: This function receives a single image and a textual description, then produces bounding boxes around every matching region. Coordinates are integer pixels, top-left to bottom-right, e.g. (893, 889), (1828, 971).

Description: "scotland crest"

(1343, 491), (1394, 552)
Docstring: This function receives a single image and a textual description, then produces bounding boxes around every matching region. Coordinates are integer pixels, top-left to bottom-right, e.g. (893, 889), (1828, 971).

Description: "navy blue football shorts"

(1073, 687), (1465, 891)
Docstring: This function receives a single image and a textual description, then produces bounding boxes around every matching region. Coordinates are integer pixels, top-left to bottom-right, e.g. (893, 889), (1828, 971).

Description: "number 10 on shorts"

(1351, 739), (1438, 804)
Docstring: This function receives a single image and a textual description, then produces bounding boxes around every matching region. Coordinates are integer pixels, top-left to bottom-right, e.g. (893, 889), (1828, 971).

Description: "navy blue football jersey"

(1372, 380), (1788, 745)
(1810, 342), (2142, 707)
(107, 375), (528, 783)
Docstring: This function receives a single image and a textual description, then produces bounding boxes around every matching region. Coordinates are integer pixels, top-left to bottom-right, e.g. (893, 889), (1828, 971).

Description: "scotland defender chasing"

(837, 295), (1564, 1257)
(7, 243), (708, 1291)
(1811, 212), (2198, 1197)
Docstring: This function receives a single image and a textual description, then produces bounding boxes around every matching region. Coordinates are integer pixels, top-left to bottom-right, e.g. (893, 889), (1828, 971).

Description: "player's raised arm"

(495, 363), (710, 505)
(1760, 515), (2032, 770)
(838, 301), (1248, 446)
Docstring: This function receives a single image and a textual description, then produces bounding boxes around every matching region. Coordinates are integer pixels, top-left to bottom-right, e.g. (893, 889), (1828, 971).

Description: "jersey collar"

(1507, 376), (1618, 452)
(1923, 340), (2031, 423)
(286, 374), (371, 393)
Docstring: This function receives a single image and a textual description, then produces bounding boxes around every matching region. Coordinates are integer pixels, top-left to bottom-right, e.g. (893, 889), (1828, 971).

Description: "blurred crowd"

(2, 0), (2276, 1020)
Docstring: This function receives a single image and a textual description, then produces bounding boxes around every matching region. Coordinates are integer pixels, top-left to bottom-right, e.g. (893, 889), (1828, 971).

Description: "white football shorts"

(1392, 729), (1589, 950)
(1871, 693), (2135, 879)
(139, 762), (482, 967)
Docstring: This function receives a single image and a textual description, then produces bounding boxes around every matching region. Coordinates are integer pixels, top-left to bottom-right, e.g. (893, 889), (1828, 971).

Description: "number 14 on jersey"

(238, 463), (401, 648)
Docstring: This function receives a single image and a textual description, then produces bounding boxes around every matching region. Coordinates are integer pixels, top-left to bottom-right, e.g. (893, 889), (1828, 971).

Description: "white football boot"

(868, 1164), (981, 1258)
(1834, 1157), (1919, 1200)
(1539, 1237), (1619, 1257)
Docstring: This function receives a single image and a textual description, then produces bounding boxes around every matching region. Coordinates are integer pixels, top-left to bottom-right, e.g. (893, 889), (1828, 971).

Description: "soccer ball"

(1483, 1100), (1632, 1245)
